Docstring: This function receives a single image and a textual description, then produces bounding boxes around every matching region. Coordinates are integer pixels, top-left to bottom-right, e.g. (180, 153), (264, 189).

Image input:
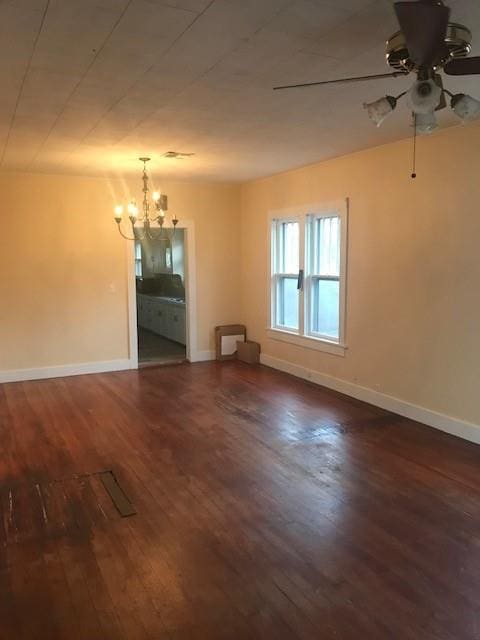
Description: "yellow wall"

(240, 123), (480, 426)
(0, 173), (241, 370)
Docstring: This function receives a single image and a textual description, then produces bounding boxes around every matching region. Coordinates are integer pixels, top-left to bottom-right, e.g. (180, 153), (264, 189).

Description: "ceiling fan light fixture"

(414, 111), (438, 135)
(363, 95), (397, 126)
(450, 93), (480, 121)
(408, 79), (442, 114)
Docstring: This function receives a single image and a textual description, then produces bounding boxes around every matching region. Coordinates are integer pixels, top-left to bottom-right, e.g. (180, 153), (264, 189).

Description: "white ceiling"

(1, 0), (480, 182)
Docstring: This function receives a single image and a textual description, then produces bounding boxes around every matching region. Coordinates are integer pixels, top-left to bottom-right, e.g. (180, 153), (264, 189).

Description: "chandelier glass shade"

(114, 157), (178, 240)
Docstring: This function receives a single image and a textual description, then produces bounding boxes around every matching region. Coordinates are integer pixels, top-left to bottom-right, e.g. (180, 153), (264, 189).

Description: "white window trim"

(270, 215), (302, 334)
(268, 199), (348, 357)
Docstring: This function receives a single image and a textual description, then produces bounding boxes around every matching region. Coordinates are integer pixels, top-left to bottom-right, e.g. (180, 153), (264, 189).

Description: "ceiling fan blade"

(444, 56), (480, 75)
(273, 71), (408, 91)
(394, 1), (450, 67)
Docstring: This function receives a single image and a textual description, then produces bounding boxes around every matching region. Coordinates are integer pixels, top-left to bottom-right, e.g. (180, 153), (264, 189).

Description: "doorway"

(127, 222), (197, 368)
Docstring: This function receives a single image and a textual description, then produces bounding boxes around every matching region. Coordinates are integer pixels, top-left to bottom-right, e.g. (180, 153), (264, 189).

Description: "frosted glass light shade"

(408, 79), (442, 114)
(414, 111), (438, 135)
(363, 96), (396, 126)
(127, 201), (138, 218)
(451, 93), (480, 121)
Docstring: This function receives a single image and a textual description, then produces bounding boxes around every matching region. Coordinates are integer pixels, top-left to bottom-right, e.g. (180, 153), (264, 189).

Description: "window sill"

(266, 328), (347, 357)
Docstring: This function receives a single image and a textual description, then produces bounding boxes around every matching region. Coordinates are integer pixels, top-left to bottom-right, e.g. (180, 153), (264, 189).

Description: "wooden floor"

(1, 362), (480, 639)
(138, 328), (186, 364)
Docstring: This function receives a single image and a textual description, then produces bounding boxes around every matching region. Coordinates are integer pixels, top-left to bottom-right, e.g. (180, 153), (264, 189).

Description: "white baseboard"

(260, 353), (480, 445)
(0, 358), (134, 384)
(189, 350), (215, 363)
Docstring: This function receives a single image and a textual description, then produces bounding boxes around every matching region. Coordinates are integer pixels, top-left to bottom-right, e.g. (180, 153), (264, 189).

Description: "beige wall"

(240, 122), (480, 426)
(2, 122), (479, 429)
(0, 173), (241, 370)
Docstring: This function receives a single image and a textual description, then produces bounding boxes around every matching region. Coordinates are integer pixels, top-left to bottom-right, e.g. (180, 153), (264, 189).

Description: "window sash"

(274, 275), (299, 330)
(312, 215), (340, 277)
(304, 213), (344, 343)
(308, 275), (340, 341)
(271, 218), (303, 334)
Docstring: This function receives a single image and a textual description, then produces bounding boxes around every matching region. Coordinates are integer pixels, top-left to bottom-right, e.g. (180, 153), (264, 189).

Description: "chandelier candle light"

(114, 157), (178, 240)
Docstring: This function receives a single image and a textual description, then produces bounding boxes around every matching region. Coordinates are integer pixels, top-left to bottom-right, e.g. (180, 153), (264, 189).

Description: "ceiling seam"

(64, 0), (218, 161)
(30, 0), (217, 172)
(60, 0), (296, 168)
(157, 1), (199, 14)
(0, 0), (51, 167)
(26, 0), (135, 170)
(107, 0), (299, 149)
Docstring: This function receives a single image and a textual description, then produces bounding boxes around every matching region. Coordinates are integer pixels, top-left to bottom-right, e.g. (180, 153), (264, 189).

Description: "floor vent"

(0, 470), (136, 546)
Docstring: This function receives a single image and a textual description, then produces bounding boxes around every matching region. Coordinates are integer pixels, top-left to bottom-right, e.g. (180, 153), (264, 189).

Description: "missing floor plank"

(0, 470), (136, 546)
(99, 471), (136, 518)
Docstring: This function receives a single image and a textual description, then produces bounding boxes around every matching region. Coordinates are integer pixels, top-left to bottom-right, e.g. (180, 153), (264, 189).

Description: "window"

(272, 220), (300, 330)
(269, 201), (347, 355)
(308, 215), (340, 340)
(135, 241), (143, 277)
(165, 245), (172, 270)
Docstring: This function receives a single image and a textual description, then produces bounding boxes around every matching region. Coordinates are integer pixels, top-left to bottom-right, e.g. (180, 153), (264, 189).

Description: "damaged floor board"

(98, 470), (136, 517)
(0, 470), (135, 546)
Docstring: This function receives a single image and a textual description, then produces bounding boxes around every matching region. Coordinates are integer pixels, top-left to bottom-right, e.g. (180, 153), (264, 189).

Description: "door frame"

(126, 219), (197, 368)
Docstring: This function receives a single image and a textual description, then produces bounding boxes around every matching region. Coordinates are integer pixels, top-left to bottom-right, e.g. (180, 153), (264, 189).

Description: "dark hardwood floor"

(137, 328), (186, 365)
(1, 361), (480, 639)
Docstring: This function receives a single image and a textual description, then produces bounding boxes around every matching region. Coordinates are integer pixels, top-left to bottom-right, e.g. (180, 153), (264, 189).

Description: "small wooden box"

(236, 340), (260, 364)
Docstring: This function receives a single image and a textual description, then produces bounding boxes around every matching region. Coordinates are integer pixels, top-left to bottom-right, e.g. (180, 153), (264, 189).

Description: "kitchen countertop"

(137, 293), (186, 307)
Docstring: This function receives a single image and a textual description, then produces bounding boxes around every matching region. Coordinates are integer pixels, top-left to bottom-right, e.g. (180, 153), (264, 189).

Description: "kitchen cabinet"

(137, 294), (186, 345)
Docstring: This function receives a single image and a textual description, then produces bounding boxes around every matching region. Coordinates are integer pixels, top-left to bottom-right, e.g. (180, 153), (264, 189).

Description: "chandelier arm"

(116, 222), (136, 241)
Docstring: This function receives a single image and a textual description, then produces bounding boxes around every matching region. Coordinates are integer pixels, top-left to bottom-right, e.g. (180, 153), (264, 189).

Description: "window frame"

(268, 200), (348, 357)
(134, 240), (143, 277)
(270, 216), (303, 333)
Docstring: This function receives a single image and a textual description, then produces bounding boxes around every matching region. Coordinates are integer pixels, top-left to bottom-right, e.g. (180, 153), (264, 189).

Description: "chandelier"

(114, 157), (178, 240)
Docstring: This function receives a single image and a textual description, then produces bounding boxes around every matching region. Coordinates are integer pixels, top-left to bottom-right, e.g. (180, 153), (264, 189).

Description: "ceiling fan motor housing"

(386, 23), (471, 71)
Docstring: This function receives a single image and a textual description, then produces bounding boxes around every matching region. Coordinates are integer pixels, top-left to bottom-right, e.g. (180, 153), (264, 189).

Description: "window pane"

(277, 276), (299, 329)
(281, 222), (299, 273)
(315, 217), (340, 276)
(135, 241), (142, 260)
(312, 279), (339, 338)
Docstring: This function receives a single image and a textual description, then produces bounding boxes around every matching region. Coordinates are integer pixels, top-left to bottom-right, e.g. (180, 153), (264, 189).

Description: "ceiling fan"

(274, 0), (480, 135)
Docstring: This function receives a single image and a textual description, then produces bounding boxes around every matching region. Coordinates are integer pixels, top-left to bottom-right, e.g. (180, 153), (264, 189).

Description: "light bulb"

(451, 93), (480, 121)
(152, 191), (160, 202)
(414, 111), (438, 135)
(408, 79), (441, 114)
(127, 201), (138, 218)
(114, 205), (123, 221)
(363, 96), (397, 127)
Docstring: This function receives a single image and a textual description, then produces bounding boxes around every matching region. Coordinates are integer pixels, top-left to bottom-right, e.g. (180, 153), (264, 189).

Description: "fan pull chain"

(411, 113), (417, 179)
